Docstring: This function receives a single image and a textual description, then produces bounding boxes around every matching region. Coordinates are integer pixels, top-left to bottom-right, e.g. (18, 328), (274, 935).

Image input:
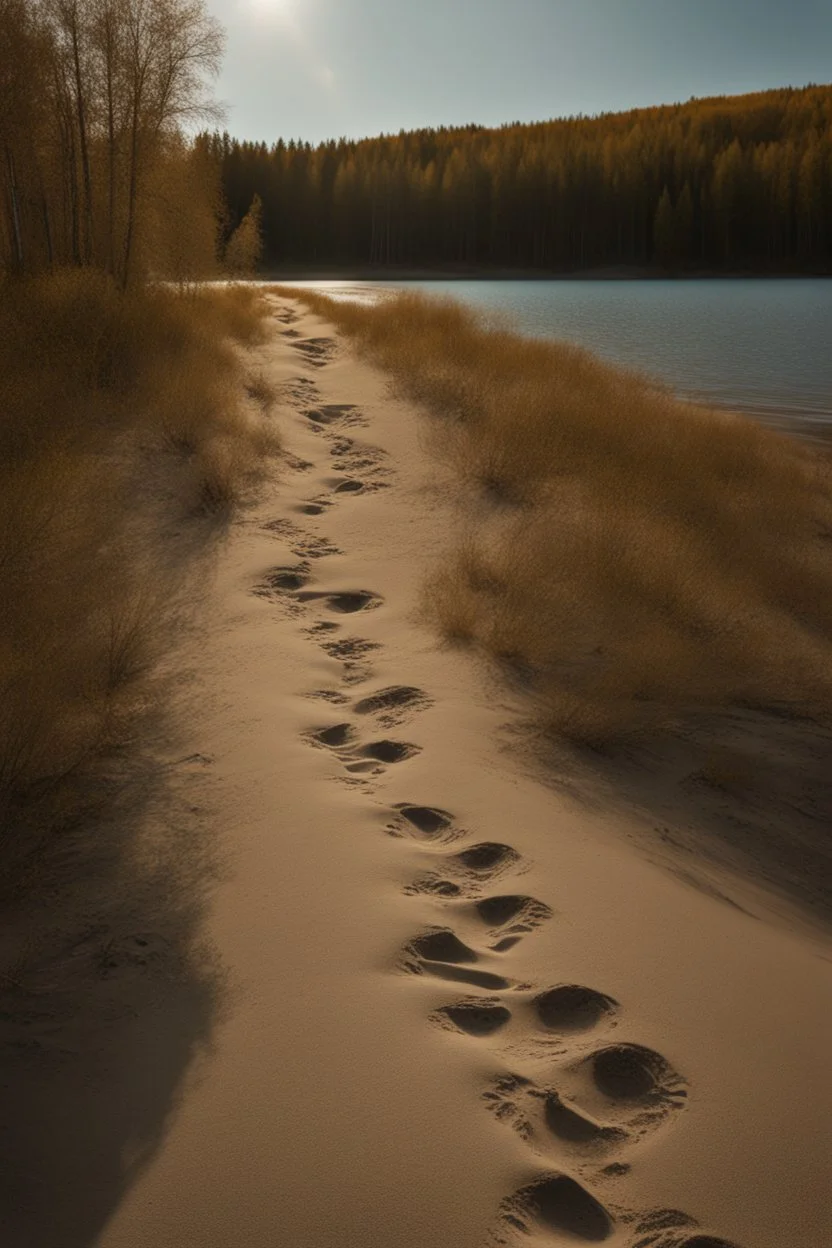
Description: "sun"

(247, 0), (297, 21)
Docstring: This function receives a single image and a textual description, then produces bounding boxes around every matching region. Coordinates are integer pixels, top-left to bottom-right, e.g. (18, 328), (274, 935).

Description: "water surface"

(278, 278), (832, 434)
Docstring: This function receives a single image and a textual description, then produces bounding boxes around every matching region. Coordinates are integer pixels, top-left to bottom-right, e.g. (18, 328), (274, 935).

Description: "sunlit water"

(276, 278), (832, 435)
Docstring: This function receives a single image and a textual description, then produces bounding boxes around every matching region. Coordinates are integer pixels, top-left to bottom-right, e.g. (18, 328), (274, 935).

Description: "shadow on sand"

(0, 707), (226, 1248)
(522, 703), (832, 933)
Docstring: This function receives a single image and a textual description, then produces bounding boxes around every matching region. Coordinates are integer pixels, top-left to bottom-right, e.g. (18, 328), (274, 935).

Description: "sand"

(2, 295), (829, 1248)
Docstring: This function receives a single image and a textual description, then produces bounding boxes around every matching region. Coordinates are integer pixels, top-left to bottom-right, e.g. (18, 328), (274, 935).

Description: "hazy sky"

(209, 0), (832, 145)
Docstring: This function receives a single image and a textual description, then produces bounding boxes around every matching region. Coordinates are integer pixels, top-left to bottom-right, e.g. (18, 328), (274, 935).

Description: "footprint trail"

(255, 298), (743, 1248)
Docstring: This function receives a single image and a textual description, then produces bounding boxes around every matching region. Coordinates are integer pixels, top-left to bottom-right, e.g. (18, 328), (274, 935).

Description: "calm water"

(279, 279), (832, 433)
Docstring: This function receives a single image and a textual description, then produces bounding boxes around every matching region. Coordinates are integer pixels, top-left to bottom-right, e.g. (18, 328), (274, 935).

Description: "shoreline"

(259, 264), (832, 282)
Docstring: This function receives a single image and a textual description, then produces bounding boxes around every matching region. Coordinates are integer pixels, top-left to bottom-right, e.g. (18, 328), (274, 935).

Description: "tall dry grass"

(279, 288), (832, 747)
(0, 272), (278, 878)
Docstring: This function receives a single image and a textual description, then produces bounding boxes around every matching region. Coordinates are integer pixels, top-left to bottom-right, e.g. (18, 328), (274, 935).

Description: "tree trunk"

(70, 8), (95, 264)
(122, 103), (140, 289)
(5, 147), (24, 271)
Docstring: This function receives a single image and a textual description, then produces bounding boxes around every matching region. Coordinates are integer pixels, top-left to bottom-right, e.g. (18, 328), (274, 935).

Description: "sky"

(208, 0), (832, 146)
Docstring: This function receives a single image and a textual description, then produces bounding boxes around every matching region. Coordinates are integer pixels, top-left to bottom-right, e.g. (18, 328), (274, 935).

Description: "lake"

(277, 278), (832, 436)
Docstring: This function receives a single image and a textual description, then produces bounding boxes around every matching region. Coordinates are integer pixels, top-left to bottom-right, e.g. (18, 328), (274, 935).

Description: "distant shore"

(260, 263), (832, 282)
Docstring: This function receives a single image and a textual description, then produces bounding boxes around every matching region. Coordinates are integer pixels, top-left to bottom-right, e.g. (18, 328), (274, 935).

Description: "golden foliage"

(0, 272), (277, 857)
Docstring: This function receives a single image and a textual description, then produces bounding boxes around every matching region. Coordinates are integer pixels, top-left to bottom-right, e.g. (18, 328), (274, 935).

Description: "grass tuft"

(0, 273), (278, 877)
(278, 287), (832, 747)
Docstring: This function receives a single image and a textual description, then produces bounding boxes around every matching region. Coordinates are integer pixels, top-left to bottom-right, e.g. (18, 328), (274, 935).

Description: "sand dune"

(3, 295), (828, 1248)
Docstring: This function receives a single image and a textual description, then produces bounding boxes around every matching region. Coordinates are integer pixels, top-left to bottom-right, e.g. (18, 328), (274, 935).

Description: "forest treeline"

(0, 0), (267, 285)
(216, 85), (832, 273)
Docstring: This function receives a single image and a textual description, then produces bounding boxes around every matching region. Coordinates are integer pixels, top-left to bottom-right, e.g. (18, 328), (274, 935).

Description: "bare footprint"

(499, 1173), (613, 1242)
(560, 1042), (688, 1142)
(533, 985), (618, 1033)
(354, 686), (429, 716)
(255, 565), (311, 596)
(485, 1073), (627, 1150)
(291, 337), (338, 368)
(388, 803), (458, 842)
(475, 894), (553, 934)
(297, 589), (382, 614)
(402, 928), (512, 990)
(632, 1209), (742, 1248)
(588, 1043), (686, 1105)
(359, 740), (421, 764)
(432, 998), (512, 1037)
(354, 686), (432, 728)
(292, 534), (342, 560)
(306, 723), (358, 750)
(296, 501), (331, 516)
(403, 874), (464, 898)
(304, 689), (350, 706)
(452, 843), (521, 877)
(304, 403), (358, 425)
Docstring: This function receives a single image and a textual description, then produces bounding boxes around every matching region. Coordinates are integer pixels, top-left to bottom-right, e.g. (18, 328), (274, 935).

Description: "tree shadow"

(0, 713), (225, 1248)
(516, 703), (832, 933)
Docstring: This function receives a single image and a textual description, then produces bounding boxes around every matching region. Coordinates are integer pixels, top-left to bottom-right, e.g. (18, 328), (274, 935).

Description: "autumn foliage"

(219, 85), (832, 272)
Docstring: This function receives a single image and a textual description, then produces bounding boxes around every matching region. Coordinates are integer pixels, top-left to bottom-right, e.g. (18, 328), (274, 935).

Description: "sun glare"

(247, 0), (297, 22)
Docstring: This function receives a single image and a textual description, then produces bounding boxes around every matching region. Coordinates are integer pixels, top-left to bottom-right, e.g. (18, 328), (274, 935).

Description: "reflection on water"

(277, 278), (832, 433)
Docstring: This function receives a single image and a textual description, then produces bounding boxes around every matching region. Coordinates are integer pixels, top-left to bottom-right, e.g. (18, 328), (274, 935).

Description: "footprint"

(296, 501), (331, 516)
(402, 928), (512, 990)
(475, 894), (553, 934)
(306, 620), (340, 636)
(432, 998), (512, 1037)
(403, 874), (464, 898)
(587, 1043), (685, 1105)
(304, 689), (350, 706)
(484, 1074), (626, 1153)
(292, 535), (342, 560)
(320, 635), (382, 684)
(354, 686), (430, 719)
(410, 930), (479, 963)
(452, 843), (520, 875)
(261, 517), (301, 539)
(264, 566), (310, 592)
(254, 564), (311, 599)
(547, 1043), (688, 1144)
(543, 1092), (628, 1148)
(389, 803), (456, 840)
(533, 985), (618, 1033)
(499, 1173), (613, 1242)
(304, 403), (358, 425)
(291, 337), (338, 368)
(632, 1209), (741, 1248)
(306, 723), (357, 749)
(297, 589), (382, 614)
(283, 376), (319, 405)
(359, 740), (420, 764)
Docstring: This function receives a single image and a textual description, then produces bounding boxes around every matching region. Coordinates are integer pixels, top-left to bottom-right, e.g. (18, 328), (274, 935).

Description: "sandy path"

(94, 297), (830, 1248)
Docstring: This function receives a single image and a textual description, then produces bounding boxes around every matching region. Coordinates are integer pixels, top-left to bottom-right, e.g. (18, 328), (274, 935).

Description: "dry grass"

(0, 272), (278, 874)
(279, 287), (832, 747)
